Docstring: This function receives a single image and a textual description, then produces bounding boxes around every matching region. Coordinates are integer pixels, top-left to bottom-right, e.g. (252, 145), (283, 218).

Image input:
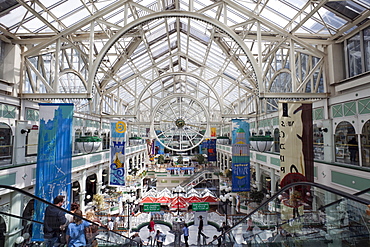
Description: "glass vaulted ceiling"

(0, 0), (369, 120)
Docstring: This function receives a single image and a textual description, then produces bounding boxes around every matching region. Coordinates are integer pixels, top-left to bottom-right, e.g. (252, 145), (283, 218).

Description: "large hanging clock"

(152, 95), (209, 152)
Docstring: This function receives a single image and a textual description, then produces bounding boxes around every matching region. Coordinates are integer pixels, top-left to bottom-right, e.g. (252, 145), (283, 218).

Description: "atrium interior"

(0, 0), (370, 246)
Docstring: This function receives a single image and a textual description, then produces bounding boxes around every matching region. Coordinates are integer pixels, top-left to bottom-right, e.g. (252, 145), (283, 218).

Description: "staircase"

(180, 167), (217, 189)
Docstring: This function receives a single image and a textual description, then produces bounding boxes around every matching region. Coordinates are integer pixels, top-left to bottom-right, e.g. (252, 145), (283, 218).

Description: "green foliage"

(224, 169), (232, 178)
(195, 154), (205, 164)
(177, 155), (183, 164)
(158, 154), (165, 164)
(249, 190), (265, 204)
(214, 171), (223, 176)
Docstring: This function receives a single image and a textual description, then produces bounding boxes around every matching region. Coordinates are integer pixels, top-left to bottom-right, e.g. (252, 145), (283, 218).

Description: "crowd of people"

(43, 196), (102, 247)
(43, 196), (228, 247)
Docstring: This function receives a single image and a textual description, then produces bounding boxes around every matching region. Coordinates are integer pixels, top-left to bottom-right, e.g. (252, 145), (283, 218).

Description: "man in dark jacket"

(197, 215), (209, 244)
(43, 195), (66, 247)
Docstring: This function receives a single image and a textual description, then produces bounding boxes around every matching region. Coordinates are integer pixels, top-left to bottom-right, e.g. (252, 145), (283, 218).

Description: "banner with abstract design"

(278, 101), (314, 186)
(207, 139), (216, 161)
(210, 127), (216, 137)
(231, 119), (250, 192)
(110, 121), (127, 186)
(32, 103), (74, 241)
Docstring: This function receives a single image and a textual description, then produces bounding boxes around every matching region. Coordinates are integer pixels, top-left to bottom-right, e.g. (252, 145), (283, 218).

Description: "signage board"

(192, 202), (209, 211)
(143, 203), (161, 212)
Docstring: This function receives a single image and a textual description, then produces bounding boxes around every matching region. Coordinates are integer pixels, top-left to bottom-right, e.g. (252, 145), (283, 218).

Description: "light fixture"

(90, 179), (96, 183)
(21, 129), (31, 134)
(250, 135), (274, 152)
(20, 124), (33, 134)
(72, 187), (79, 191)
(315, 121), (328, 133)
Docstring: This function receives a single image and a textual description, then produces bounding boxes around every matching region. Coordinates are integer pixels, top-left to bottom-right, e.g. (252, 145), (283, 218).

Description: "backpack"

(160, 233), (166, 242)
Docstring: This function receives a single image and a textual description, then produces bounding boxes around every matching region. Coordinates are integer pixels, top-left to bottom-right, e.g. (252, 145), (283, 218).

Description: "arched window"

(361, 120), (370, 167)
(334, 121), (357, 165)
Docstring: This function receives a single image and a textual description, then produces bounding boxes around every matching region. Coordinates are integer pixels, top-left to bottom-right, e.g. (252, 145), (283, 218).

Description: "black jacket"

(43, 205), (66, 239)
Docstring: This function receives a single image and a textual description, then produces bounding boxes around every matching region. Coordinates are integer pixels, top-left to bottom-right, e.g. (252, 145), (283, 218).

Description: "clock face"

(175, 119), (185, 128)
(153, 95), (209, 152)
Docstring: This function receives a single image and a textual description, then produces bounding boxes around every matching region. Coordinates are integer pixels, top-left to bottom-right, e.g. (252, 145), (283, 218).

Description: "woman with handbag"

(66, 209), (90, 247)
(85, 210), (102, 247)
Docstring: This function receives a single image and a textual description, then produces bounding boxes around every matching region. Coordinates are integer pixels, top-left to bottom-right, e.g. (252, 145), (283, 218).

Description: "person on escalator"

(43, 195), (67, 247)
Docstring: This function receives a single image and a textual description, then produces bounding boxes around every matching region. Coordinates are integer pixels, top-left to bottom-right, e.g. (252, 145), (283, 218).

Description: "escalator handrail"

(215, 181), (370, 244)
(0, 184), (135, 243)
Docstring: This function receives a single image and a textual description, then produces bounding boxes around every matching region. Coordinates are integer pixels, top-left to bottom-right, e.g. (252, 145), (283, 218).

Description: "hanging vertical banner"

(200, 139), (208, 154)
(110, 121), (126, 186)
(32, 103), (74, 241)
(231, 119), (250, 192)
(210, 127), (216, 137)
(155, 139), (165, 154)
(279, 101), (314, 186)
(207, 139), (217, 161)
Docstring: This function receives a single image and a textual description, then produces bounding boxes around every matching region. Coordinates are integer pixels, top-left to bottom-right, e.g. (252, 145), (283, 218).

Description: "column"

(255, 163), (262, 191)
(79, 170), (87, 212)
(5, 192), (23, 246)
(270, 169), (276, 195)
(97, 164), (103, 194)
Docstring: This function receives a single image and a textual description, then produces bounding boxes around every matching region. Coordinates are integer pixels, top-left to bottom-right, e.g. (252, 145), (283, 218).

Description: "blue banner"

(200, 140), (208, 154)
(110, 121), (126, 186)
(208, 139), (217, 161)
(231, 119), (250, 192)
(32, 103), (74, 241)
(155, 139), (165, 154)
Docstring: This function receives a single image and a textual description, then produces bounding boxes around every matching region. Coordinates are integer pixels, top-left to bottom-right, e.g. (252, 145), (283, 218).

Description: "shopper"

(43, 195), (67, 247)
(66, 209), (90, 247)
(85, 210), (102, 247)
(197, 215), (209, 244)
(65, 202), (80, 223)
(182, 223), (189, 247)
(155, 230), (166, 247)
(107, 218), (115, 242)
(148, 217), (156, 245)
(209, 235), (221, 247)
(131, 232), (143, 247)
(60, 202), (80, 244)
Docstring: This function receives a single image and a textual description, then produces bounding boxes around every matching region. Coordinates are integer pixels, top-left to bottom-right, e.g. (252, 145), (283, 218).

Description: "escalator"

(0, 185), (139, 247)
(1, 182), (369, 246)
(212, 182), (370, 247)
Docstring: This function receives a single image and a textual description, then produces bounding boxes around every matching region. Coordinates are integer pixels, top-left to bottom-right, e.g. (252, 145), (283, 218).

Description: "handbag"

(85, 225), (99, 245)
(58, 230), (67, 244)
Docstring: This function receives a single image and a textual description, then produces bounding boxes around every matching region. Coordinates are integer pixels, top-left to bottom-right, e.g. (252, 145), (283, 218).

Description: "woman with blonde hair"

(85, 210), (101, 247)
(66, 209), (90, 247)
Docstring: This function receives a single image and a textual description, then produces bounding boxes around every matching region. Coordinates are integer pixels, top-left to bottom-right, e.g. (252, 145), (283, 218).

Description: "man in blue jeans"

(182, 223), (189, 247)
(43, 195), (66, 247)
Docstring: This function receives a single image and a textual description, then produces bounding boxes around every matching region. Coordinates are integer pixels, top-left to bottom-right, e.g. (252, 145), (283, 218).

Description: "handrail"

(0, 184), (135, 243)
(213, 181), (370, 244)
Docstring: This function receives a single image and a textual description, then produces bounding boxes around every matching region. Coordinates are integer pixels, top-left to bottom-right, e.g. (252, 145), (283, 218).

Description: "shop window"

(0, 122), (12, 165)
(334, 121), (357, 165)
(361, 120), (370, 167)
(313, 124), (324, 160)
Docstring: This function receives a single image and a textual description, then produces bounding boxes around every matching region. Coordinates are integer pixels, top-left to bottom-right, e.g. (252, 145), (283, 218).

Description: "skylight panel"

(0, 5), (26, 29)
(278, 0), (307, 9)
(259, 8), (289, 29)
(60, 8), (91, 29)
(317, 8), (347, 30)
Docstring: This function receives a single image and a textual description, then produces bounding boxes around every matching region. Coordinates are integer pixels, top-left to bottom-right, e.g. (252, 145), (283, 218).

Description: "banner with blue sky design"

(231, 119), (250, 192)
(110, 121), (126, 186)
(32, 103), (73, 241)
